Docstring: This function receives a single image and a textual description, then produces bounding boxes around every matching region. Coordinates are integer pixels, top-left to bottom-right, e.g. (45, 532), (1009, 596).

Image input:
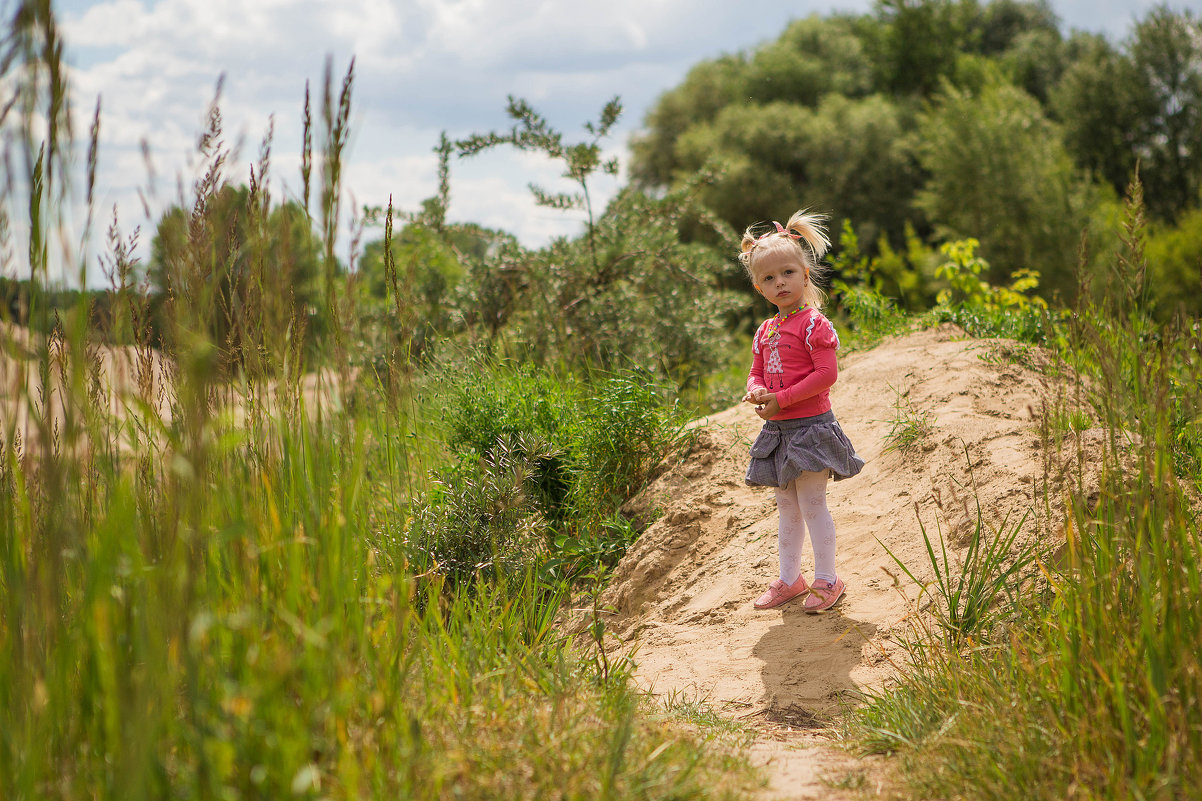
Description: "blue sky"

(37, 0), (1174, 285)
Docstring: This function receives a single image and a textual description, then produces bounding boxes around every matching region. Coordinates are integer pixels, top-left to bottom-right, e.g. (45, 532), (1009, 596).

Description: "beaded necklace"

(765, 304), (806, 340)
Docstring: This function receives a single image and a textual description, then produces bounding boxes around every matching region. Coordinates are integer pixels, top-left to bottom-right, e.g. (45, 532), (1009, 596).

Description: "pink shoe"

(804, 577), (845, 613)
(753, 574), (809, 610)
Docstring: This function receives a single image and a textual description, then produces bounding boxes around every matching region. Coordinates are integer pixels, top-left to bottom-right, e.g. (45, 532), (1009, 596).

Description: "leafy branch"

(455, 95), (622, 269)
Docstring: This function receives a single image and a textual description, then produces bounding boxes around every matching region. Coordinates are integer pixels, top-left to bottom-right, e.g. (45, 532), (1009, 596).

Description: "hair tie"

(753, 220), (804, 247)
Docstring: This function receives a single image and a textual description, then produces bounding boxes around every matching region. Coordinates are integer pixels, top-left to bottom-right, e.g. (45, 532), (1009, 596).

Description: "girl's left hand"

(754, 394), (780, 420)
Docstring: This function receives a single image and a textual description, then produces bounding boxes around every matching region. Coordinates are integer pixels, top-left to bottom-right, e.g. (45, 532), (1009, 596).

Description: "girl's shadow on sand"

(751, 601), (877, 719)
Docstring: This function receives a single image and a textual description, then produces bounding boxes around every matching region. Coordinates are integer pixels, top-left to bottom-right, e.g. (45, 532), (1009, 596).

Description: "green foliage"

(445, 97), (741, 386)
(1051, 9), (1202, 222)
(1051, 32), (1145, 198)
(916, 80), (1113, 301)
(442, 359), (576, 518)
(867, 0), (974, 97)
(448, 180), (741, 387)
(569, 374), (688, 515)
(930, 238), (1067, 344)
(1125, 7), (1202, 222)
(996, 26), (1069, 103)
(427, 358), (689, 583)
(742, 14), (876, 106)
(837, 284), (910, 348)
(853, 176), (1202, 801)
(829, 219), (937, 346)
(934, 238), (1040, 310)
(1146, 197), (1202, 320)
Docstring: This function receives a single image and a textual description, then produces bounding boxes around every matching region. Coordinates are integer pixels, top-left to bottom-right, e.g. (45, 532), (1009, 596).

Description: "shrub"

(931, 237), (1067, 345)
(419, 357), (690, 583)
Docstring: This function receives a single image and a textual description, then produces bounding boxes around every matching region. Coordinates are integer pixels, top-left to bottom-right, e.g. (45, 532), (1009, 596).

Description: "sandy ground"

(598, 324), (1099, 800)
(0, 321), (351, 454)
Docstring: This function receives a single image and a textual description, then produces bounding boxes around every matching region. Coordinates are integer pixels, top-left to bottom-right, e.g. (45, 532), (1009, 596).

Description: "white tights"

(774, 470), (837, 585)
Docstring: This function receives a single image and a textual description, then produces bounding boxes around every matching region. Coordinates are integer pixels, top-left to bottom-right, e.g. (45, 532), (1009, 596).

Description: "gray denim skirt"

(745, 410), (865, 488)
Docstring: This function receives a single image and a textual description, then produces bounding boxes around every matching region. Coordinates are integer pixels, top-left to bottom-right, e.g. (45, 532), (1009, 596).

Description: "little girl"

(740, 211), (864, 612)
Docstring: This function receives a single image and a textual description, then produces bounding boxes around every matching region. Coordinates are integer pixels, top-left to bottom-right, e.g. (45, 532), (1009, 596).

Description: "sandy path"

(601, 325), (1091, 799)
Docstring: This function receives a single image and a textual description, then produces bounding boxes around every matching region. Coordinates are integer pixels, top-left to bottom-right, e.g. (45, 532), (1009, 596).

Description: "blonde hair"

(737, 209), (832, 311)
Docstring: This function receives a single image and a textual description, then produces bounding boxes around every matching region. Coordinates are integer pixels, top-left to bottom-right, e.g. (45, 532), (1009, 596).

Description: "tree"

(996, 26), (1068, 104)
(867, 0), (973, 97)
(742, 14), (876, 107)
(668, 94), (922, 247)
(631, 14), (878, 190)
(1052, 33), (1143, 198)
(968, 0), (1066, 103)
(971, 0), (1060, 55)
(148, 184), (324, 375)
(915, 81), (1113, 299)
(629, 55), (748, 189)
(1053, 8), (1202, 223)
(1127, 6), (1202, 221)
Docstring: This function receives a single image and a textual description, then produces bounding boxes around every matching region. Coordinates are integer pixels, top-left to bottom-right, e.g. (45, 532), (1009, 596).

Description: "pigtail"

(785, 209), (831, 261)
(737, 229), (758, 270)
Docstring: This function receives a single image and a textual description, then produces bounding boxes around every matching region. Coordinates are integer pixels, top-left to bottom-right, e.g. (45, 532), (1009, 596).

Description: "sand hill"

(599, 324), (1099, 799)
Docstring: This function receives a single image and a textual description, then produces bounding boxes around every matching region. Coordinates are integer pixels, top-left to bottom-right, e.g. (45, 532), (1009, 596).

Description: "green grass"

(0, 341), (753, 799)
(0, 15), (756, 797)
(850, 180), (1202, 800)
(881, 383), (937, 455)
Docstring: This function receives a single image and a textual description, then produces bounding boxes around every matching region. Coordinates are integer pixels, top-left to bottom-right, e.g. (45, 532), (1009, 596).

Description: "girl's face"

(750, 248), (808, 313)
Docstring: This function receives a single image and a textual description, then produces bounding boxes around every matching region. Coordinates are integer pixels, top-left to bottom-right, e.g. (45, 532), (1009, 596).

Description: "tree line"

(630, 0), (1201, 313)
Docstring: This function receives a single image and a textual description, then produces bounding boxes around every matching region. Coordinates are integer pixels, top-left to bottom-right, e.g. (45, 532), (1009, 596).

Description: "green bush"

(416, 357), (689, 584)
(931, 238), (1068, 346)
(1147, 206), (1202, 320)
(404, 433), (557, 588)
(442, 358), (577, 521)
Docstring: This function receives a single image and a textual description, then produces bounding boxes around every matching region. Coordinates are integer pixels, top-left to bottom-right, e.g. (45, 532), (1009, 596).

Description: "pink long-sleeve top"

(746, 306), (841, 420)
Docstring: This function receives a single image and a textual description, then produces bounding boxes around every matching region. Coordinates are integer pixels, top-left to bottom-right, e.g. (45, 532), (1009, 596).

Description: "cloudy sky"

(44, 0), (1168, 285)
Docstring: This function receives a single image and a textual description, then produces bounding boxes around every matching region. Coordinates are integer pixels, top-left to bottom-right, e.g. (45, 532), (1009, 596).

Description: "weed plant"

(852, 179), (1202, 799)
(880, 383), (936, 454)
(880, 475), (1037, 646)
(0, 9), (755, 799)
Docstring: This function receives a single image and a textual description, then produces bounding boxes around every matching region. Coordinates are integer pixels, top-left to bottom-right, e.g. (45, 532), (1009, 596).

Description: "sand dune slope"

(603, 325), (1096, 799)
